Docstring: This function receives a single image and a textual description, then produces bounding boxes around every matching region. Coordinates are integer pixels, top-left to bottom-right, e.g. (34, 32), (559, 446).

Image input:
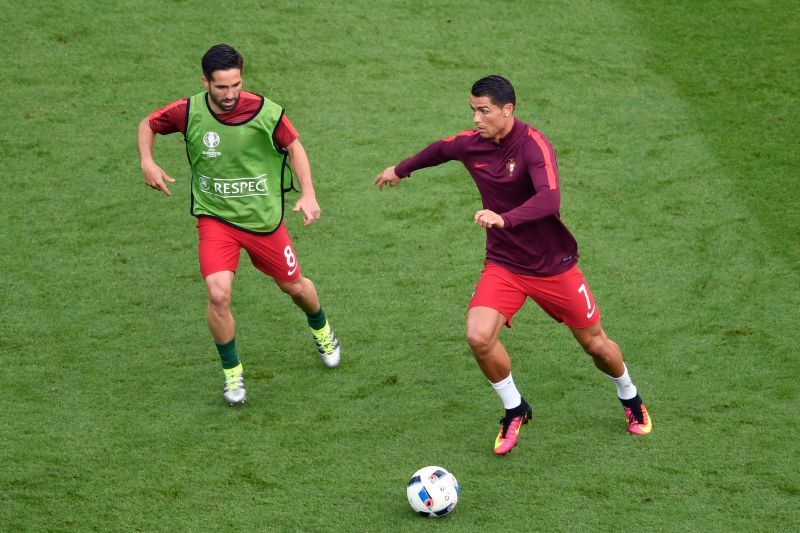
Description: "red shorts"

(196, 217), (302, 282)
(468, 262), (600, 329)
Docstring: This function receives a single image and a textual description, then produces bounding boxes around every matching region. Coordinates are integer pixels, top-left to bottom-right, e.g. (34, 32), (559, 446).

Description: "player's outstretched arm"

(374, 166), (402, 191)
(286, 139), (321, 226)
(138, 118), (175, 197)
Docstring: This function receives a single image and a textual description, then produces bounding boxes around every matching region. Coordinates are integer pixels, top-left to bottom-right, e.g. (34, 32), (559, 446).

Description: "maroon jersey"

(395, 118), (578, 277)
(149, 90), (298, 148)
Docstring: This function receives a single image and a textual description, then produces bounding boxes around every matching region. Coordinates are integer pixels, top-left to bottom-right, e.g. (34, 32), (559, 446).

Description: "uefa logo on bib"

(203, 131), (220, 148)
(202, 131), (221, 158)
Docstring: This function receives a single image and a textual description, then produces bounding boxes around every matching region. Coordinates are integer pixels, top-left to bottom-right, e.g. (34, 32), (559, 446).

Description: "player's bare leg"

(275, 276), (340, 368)
(569, 322), (624, 377)
(466, 306), (510, 382)
(275, 276), (320, 314)
(204, 270), (245, 404)
(205, 270), (235, 342)
(570, 322), (652, 435)
(467, 306), (532, 454)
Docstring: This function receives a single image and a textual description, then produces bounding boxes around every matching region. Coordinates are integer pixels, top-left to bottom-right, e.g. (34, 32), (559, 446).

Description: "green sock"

(306, 307), (327, 330)
(215, 338), (240, 369)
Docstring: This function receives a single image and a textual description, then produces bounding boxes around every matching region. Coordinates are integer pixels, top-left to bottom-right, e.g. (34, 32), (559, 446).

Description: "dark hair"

(201, 44), (244, 80)
(471, 75), (516, 107)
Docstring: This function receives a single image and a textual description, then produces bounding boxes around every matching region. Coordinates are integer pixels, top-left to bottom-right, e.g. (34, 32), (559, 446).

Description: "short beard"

(211, 95), (238, 112)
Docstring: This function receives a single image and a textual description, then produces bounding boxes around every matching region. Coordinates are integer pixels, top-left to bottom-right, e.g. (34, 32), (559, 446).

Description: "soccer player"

(374, 75), (652, 455)
(137, 44), (340, 405)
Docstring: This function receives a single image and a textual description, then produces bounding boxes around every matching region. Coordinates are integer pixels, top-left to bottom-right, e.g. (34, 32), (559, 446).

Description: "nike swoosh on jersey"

(474, 162), (489, 168)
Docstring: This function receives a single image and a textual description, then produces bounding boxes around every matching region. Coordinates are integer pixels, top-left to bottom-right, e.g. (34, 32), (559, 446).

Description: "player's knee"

(278, 278), (305, 298)
(581, 335), (607, 358)
(466, 326), (495, 353)
(207, 286), (230, 312)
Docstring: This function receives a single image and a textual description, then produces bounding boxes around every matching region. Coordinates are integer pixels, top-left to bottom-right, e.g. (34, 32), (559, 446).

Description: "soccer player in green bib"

(137, 44), (340, 405)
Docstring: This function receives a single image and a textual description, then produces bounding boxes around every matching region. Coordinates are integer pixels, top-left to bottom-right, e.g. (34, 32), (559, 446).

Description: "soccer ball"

(406, 466), (460, 517)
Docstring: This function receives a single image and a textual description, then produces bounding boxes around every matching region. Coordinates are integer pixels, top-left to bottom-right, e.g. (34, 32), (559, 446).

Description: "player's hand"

(474, 209), (505, 229)
(293, 194), (321, 226)
(141, 160), (175, 197)
(374, 166), (402, 191)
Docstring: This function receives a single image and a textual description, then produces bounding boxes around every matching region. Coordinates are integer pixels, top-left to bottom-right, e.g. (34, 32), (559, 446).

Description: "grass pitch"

(1, 0), (798, 530)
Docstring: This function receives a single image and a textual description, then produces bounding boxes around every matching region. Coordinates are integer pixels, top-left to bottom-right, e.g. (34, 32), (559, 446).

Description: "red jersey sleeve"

(499, 129), (562, 228)
(394, 130), (474, 177)
(525, 127), (559, 192)
(274, 115), (298, 148)
(149, 99), (188, 135)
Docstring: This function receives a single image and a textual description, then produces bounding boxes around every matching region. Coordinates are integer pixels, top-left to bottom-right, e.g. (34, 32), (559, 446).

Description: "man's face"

(470, 95), (514, 140)
(202, 68), (242, 113)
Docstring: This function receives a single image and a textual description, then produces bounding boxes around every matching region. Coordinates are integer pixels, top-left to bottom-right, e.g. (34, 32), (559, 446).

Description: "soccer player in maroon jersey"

(137, 44), (340, 406)
(375, 75), (652, 454)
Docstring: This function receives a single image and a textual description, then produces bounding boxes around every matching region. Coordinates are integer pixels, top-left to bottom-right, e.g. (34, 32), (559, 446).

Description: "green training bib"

(185, 92), (288, 233)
